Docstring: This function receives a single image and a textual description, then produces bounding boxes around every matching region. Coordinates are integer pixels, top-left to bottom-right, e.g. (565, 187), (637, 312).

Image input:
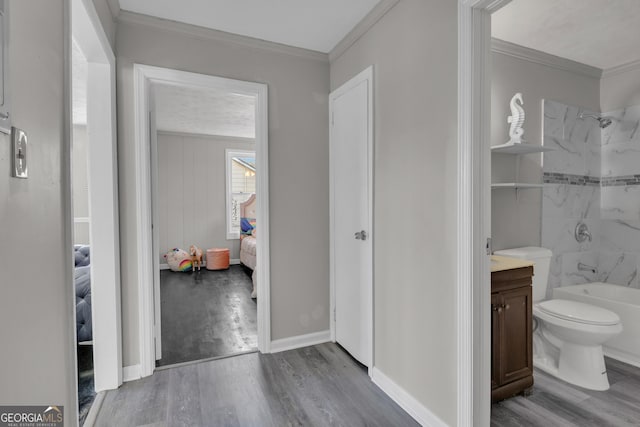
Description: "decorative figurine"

(507, 93), (525, 144)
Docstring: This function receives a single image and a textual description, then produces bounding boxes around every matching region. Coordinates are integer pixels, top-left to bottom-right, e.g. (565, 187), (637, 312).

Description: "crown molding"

(328, 0), (399, 63)
(491, 38), (603, 79)
(117, 11), (329, 63)
(106, 0), (120, 19)
(602, 58), (640, 79)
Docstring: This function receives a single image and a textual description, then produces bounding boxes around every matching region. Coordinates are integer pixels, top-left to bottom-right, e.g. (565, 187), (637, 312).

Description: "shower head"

(578, 112), (614, 129)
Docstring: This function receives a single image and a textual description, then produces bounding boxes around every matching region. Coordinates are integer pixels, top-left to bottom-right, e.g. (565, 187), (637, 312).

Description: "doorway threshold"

(154, 348), (259, 371)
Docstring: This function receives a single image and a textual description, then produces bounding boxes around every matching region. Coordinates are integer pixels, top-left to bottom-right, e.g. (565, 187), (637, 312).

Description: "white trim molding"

(371, 368), (448, 427)
(134, 64), (271, 379)
(328, 0), (399, 63)
(117, 11), (328, 63)
(72, 0), (122, 393)
(491, 38), (603, 79)
(602, 58), (640, 79)
(122, 364), (142, 382)
(270, 330), (331, 354)
(458, 0), (511, 426)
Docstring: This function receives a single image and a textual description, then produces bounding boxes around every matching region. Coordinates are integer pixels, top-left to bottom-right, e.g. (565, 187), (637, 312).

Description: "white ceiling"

(154, 83), (256, 138)
(118, 0), (381, 53)
(492, 0), (640, 70)
(72, 40), (88, 125)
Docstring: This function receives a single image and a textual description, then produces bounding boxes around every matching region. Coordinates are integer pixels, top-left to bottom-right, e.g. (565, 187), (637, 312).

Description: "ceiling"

(154, 83), (256, 138)
(118, 0), (381, 53)
(492, 0), (640, 70)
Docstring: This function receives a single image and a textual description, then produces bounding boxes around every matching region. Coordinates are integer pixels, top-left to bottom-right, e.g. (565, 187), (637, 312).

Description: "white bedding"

(240, 236), (257, 298)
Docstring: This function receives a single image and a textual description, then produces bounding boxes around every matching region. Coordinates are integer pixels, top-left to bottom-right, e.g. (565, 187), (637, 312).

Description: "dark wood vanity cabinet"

(491, 266), (534, 402)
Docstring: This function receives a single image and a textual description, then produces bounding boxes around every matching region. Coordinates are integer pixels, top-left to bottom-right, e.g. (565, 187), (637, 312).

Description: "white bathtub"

(553, 283), (640, 368)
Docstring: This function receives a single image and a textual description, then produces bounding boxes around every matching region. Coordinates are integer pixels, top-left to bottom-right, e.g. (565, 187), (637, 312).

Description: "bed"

(74, 245), (92, 343)
(239, 194), (258, 298)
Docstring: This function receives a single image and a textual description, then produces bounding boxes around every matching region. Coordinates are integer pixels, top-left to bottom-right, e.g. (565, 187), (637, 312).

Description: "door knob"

(354, 230), (368, 241)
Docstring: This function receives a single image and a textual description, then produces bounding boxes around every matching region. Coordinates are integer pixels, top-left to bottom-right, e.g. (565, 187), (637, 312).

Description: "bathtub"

(553, 283), (640, 368)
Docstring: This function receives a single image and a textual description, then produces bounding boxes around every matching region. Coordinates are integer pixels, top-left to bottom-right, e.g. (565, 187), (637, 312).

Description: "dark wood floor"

(95, 343), (419, 427)
(491, 357), (640, 427)
(157, 266), (257, 367)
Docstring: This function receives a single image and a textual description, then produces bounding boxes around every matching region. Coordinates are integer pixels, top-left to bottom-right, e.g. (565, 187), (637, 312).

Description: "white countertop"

(491, 255), (534, 273)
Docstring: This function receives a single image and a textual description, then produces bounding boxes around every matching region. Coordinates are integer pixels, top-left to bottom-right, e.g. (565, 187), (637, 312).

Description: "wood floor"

(95, 343), (419, 427)
(491, 357), (640, 427)
(157, 266), (257, 367)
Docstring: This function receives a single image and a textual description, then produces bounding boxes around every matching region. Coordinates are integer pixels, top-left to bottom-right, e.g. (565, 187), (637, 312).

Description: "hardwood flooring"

(157, 266), (257, 367)
(491, 357), (640, 427)
(95, 343), (419, 427)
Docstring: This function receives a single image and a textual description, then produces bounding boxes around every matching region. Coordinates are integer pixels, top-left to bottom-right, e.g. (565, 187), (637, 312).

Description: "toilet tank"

(493, 246), (553, 302)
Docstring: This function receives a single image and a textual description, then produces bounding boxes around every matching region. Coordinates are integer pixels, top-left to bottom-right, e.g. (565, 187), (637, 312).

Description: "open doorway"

(71, 0), (121, 424)
(459, 0), (640, 425)
(133, 65), (270, 378)
(151, 82), (258, 367)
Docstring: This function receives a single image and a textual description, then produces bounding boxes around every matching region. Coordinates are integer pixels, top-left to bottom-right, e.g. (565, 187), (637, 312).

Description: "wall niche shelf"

(491, 143), (556, 155)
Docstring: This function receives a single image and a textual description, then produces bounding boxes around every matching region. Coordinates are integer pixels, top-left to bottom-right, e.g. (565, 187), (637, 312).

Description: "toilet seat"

(536, 299), (620, 326)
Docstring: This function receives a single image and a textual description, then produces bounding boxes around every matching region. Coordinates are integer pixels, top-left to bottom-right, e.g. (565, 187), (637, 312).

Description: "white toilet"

(493, 247), (623, 391)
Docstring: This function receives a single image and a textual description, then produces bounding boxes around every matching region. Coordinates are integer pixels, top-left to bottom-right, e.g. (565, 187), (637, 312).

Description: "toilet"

(493, 247), (623, 391)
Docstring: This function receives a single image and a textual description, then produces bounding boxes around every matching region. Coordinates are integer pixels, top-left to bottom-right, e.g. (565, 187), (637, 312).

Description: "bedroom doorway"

(150, 81), (259, 367)
(329, 66), (374, 370)
(134, 65), (270, 377)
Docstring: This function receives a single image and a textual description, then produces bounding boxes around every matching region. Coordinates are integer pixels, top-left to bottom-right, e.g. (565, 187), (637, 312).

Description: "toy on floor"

(164, 248), (193, 272)
(189, 245), (204, 271)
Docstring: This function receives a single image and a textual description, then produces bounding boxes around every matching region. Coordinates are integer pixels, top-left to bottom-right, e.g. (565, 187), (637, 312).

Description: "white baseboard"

(270, 330), (331, 353)
(160, 259), (240, 271)
(604, 347), (640, 368)
(122, 364), (142, 382)
(82, 391), (105, 427)
(371, 367), (448, 427)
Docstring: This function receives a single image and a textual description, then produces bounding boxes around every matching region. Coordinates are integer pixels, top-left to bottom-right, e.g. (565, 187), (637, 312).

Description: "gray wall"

(491, 51), (601, 251)
(601, 68), (640, 112)
(157, 132), (254, 262)
(330, 0), (458, 424)
(116, 18), (330, 366)
(73, 125), (90, 245)
(0, 0), (77, 423)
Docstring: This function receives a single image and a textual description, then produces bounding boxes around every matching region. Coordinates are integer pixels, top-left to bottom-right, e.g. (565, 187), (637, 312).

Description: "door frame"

(457, 0), (512, 425)
(71, 0), (122, 392)
(329, 65), (374, 373)
(133, 64), (270, 377)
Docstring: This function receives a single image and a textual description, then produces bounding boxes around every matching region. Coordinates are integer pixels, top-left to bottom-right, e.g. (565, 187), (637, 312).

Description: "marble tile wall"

(540, 100), (640, 293)
(542, 100), (601, 297)
(599, 103), (640, 289)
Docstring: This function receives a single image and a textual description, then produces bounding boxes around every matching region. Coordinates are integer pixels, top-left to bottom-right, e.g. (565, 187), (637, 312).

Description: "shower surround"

(542, 100), (640, 296)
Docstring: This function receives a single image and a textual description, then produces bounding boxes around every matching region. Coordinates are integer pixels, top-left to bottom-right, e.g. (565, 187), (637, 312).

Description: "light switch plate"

(11, 126), (27, 179)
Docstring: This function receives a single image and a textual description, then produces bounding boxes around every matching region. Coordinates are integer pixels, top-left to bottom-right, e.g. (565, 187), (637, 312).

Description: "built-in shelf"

(491, 183), (545, 190)
(491, 142), (556, 155)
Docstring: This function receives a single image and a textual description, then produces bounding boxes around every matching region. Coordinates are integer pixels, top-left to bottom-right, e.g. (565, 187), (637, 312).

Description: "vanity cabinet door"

(491, 293), (502, 389)
(499, 286), (533, 385)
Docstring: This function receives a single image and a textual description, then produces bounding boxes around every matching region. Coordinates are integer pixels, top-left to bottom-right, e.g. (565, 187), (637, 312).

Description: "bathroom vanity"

(491, 256), (534, 402)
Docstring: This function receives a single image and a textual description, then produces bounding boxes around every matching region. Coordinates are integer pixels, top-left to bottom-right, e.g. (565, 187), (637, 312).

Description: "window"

(226, 149), (256, 239)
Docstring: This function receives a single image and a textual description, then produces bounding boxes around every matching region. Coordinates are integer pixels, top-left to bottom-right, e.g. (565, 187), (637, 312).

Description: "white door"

(330, 67), (373, 367)
(149, 86), (162, 361)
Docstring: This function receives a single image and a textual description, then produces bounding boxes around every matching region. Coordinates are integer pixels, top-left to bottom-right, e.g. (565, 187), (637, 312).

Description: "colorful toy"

(189, 245), (204, 271)
(164, 248), (193, 272)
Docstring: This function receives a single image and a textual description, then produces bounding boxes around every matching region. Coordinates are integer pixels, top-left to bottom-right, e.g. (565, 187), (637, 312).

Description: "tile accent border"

(543, 172), (600, 186)
(544, 172), (640, 187)
(601, 175), (640, 187)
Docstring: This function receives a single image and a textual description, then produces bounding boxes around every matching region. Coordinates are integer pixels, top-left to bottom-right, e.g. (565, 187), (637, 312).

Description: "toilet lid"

(537, 299), (620, 326)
